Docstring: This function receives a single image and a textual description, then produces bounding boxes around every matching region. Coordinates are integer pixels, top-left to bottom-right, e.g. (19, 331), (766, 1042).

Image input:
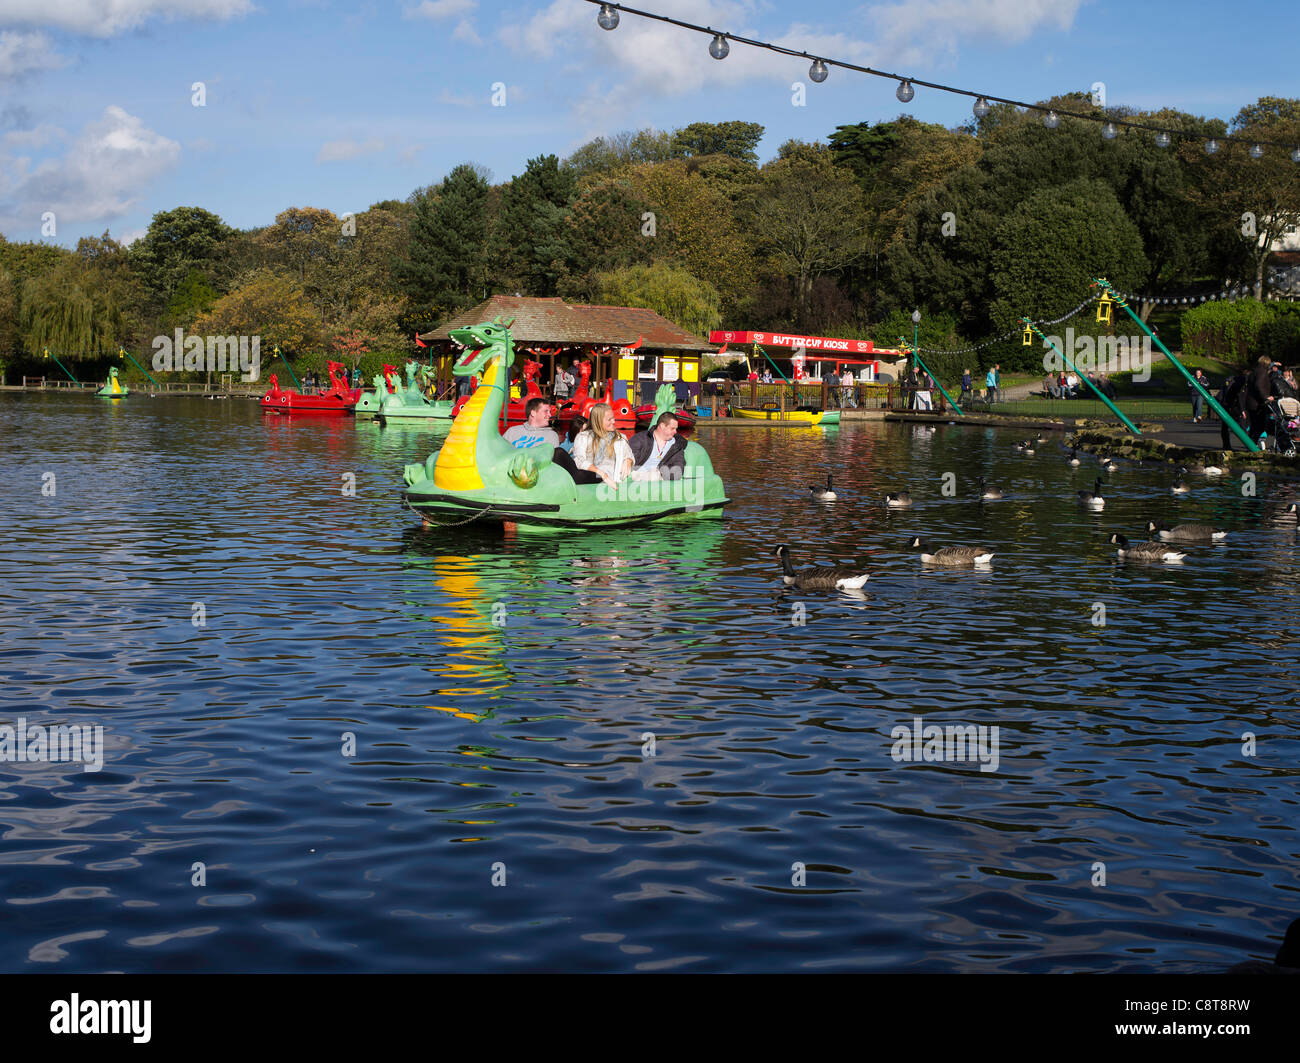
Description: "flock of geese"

(777, 438), (1299, 591)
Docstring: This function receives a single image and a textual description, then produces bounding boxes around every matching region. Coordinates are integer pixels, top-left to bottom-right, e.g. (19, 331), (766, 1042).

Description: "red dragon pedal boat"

(261, 360), (361, 414)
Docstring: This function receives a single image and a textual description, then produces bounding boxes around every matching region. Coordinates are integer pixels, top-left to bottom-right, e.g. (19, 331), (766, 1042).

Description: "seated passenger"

(572, 402), (633, 488)
(629, 413), (687, 481)
(559, 414), (587, 454)
(503, 397), (559, 449)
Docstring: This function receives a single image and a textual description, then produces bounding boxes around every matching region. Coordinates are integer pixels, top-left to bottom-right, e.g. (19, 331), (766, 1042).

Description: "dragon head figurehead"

(406, 316), (569, 495)
(450, 317), (514, 378)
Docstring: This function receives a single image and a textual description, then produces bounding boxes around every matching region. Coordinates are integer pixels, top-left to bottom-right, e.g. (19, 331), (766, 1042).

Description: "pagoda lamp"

(1096, 293), (1114, 324)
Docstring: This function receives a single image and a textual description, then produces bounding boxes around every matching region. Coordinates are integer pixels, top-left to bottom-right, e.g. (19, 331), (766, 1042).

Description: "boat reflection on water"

(399, 521), (728, 716)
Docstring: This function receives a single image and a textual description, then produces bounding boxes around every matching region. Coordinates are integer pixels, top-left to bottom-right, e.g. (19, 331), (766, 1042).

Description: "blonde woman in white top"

(572, 402), (633, 487)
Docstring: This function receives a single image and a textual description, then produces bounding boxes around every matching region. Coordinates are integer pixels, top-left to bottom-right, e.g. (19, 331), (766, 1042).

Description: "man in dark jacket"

(1244, 355), (1277, 440)
(629, 413), (687, 480)
(1217, 371), (1249, 449)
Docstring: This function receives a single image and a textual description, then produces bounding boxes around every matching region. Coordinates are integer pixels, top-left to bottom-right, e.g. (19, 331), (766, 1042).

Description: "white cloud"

(406, 0), (476, 20)
(865, 0), (1085, 67)
(0, 106), (180, 229)
(451, 18), (480, 44)
(315, 137), (384, 163)
(0, 31), (68, 80)
(437, 89), (478, 108)
(503, 0), (1085, 131)
(2, 123), (65, 149)
(0, 0), (254, 38)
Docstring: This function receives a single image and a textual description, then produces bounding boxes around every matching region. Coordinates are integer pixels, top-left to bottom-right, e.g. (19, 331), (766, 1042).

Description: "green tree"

(396, 163), (491, 311)
(670, 120), (765, 165)
(0, 265), (18, 376)
(493, 154), (575, 295)
(165, 268), (218, 328)
(562, 128), (675, 177)
(19, 256), (127, 362)
(593, 261), (721, 338)
(128, 206), (234, 307)
(987, 179), (1148, 367)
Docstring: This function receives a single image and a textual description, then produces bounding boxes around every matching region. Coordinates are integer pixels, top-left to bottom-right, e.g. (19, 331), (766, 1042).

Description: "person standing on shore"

(1189, 367), (1210, 422)
(985, 364), (999, 404)
(960, 368), (972, 402)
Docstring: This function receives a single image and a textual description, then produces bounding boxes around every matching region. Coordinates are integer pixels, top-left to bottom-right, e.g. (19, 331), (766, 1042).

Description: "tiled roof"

(420, 295), (717, 352)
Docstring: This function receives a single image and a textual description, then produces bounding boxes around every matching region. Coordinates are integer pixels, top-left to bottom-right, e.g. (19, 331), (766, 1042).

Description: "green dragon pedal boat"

(96, 367), (128, 398)
(380, 361), (455, 421)
(402, 318), (730, 532)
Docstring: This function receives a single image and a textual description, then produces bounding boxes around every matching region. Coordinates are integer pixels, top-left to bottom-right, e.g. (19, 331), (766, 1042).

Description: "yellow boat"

(731, 405), (824, 426)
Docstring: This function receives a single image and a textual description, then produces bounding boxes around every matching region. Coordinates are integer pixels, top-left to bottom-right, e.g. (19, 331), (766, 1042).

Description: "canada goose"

(1012, 440), (1027, 452)
(1170, 467), (1190, 495)
(1077, 478), (1105, 508)
(1277, 502), (1298, 521)
(809, 473), (837, 502)
(1020, 440), (1036, 455)
(1036, 433), (1049, 444)
(977, 477), (1004, 500)
(1146, 520), (1227, 542)
(773, 545), (869, 590)
(1109, 533), (1185, 562)
(1067, 448), (1081, 466)
(909, 537), (994, 565)
(1101, 456), (1119, 473)
(1191, 461), (1224, 476)
(885, 491), (912, 508)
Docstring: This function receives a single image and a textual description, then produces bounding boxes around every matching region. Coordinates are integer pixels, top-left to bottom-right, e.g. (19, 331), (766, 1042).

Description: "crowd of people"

(503, 396), (687, 487)
(1214, 357), (1299, 451)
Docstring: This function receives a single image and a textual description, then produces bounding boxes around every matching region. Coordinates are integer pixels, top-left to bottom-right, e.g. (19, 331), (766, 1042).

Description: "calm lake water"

(3, 392), (1298, 973)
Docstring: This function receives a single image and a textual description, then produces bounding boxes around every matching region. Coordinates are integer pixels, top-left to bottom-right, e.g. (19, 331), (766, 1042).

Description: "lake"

(2, 392), (1297, 972)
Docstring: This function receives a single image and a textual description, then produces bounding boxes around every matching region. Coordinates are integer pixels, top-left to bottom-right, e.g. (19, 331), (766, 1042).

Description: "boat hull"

(731, 407), (824, 425)
(405, 442), (729, 533)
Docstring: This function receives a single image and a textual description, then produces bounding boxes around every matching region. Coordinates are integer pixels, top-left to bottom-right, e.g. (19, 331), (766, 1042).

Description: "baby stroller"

(1265, 396), (1300, 455)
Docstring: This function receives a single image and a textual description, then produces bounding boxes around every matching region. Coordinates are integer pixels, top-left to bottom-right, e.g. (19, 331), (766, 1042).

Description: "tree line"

(1, 101), (1297, 383)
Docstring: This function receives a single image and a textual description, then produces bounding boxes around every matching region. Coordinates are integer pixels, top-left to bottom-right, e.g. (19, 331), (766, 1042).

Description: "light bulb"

(973, 96), (990, 119)
(1292, 148), (1300, 163)
(896, 80), (914, 103)
(1155, 131), (1171, 148)
(1249, 143), (1264, 159)
(1043, 110), (1059, 129)
(1204, 138), (1219, 154)
(1101, 121), (1118, 140)
(709, 34), (729, 60)
(597, 3), (619, 30)
(809, 59), (828, 83)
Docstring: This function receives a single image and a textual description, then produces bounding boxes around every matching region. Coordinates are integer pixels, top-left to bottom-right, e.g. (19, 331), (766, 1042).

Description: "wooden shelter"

(419, 296), (718, 404)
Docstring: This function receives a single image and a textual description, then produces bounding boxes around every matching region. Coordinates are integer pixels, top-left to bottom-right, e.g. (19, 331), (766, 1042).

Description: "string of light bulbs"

(586, 1), (1300, 160)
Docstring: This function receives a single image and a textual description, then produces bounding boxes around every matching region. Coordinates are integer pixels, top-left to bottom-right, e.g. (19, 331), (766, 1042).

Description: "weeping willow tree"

(20, 260), (125, 361)
(0, 266), (17, 376)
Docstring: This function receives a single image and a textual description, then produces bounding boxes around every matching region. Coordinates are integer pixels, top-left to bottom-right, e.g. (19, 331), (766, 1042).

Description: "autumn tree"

(742, 146), (871, 322)
(1187, 96), (1300, 297)
(193, 270), (322, 354)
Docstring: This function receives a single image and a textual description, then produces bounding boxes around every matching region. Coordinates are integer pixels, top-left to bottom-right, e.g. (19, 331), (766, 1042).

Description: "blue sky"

(0, 0), (1294, 246)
